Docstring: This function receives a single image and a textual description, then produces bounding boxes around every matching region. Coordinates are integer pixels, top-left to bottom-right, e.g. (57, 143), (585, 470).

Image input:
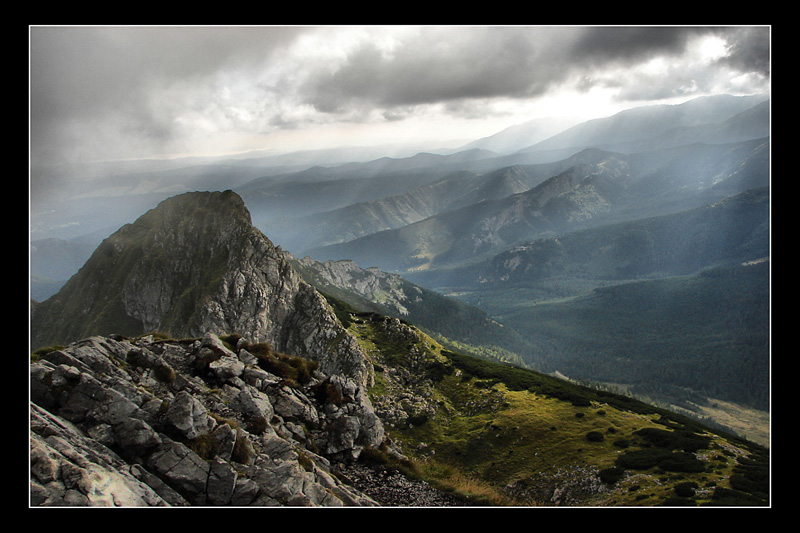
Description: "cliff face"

(30, 190), (372, 387)
(30, 332), (385, 506)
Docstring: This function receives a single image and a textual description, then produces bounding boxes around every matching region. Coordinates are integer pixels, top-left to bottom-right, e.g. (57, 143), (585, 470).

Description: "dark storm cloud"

(302, 27), (557, 112)
(714, 26), (771, 76)
(568, 26), (705, 63)
(569, 26), (770, 102)
(299, 26), (769, 118)
(567, 25), (770, 77)
(301, 27), (571, 114)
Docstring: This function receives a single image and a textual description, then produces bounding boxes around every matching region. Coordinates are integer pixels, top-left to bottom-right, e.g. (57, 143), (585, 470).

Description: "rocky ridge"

(30, 332), (389, 506)
(30, 190), (374, 388)
(294, 257), (419, 317)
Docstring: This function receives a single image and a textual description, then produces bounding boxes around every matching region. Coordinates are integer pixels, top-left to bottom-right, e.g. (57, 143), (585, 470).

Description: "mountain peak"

(30, 190), (374, 386)
(128, 189), (255, 245)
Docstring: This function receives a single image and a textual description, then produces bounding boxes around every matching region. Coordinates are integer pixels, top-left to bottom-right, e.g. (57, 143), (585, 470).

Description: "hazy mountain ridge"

(30, 238), (98, 301)
(270, 148), (642, 254)
(239, 163), (507, 240)
(29, 95), (768, 256)
(300, 152), (636, 270)
(614, 100), (770, 155)
(29, 97), (767, 299)
(520, 94), (769, 156)
(411, 186), (770, 291)
(270, 166), (539, 252)
(306, 136), (768, 275)
(457, 115), (584, 154)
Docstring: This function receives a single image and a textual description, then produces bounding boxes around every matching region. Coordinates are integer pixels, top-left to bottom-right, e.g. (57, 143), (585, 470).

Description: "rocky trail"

(334, 461), (471, 507)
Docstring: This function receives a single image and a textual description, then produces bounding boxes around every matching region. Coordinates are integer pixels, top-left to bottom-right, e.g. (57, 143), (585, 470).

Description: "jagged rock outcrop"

(30, 332), (387, 506)
(28, 191), (398, 505)
(295, 257), (417, 316)
(30, 190), (373, 388)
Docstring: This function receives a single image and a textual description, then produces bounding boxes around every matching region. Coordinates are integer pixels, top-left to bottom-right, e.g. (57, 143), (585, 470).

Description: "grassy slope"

(327, 296), (769, 507)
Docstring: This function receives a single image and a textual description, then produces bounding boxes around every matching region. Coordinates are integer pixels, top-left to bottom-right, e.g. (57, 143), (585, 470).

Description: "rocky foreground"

(30, 332), (404, 506)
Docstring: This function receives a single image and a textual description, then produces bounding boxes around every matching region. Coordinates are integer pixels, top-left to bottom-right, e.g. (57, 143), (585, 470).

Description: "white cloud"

(30, 25), (770, 167)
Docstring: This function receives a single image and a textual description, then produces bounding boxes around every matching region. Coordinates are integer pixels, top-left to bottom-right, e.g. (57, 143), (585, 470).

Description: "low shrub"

(188, 433), (216, 460)
(314, 379), (350, 406)
(728, 451), (769, 498)
(634, 427), (711, 452)
(660, 496), (696, 506)
(252, 348), (319, 385)
(598, 466), (626, 484)
(407, 414), (430, 427)
(244, 414), (269, 435)
(360, 444), (421, 479)
(674, 481), (699, 498)
(231, 429), (254, 465)
(425, 360), (453, 382)
(31, 345), (64, 362)
(729, 470), (769, 496)
(242, 341), (272, 357)
(219, 333), (242, 350)
(586, 431), (605, 442)
(616, 448), (673, 470)
(710, 487), (767, 506)
(152, 363), (176, 383)
(616, 448), (706, 474)
(296, 449), (315, 472)
(657, 452), (706, 473)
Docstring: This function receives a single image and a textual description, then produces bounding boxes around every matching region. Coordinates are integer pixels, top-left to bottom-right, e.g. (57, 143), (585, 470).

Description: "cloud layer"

(30, 25), (770, 166)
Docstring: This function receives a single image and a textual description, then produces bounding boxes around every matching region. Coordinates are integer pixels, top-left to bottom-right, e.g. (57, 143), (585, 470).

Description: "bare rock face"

(29, 191), (393, 506)
(296, 257), (415, 316)
(30, 190), (373, 388)
(30, 333), (384, 507)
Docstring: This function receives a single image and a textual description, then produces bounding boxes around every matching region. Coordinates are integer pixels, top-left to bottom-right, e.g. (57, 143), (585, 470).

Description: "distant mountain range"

(517, 94), (769, 157)
(30, 93), (770, 439)
(432, 187), (769, 290)
(306, 138), (768, 275)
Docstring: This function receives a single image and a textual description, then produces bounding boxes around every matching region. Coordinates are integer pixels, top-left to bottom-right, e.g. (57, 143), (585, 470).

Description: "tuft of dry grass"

(419, 462), (527, 506)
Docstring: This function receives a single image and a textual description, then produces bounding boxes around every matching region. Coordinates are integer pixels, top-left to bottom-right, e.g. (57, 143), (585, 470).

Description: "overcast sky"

(29, 25), (770, 168)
